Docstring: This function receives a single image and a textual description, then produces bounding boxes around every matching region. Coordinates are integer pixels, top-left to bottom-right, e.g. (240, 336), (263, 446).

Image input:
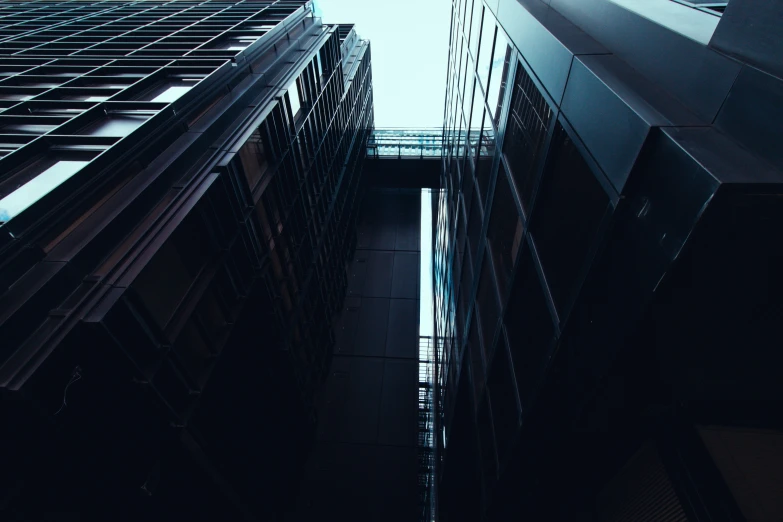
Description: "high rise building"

(4, 0), (783, 521)
(0, 1), (374, 520)
(435, 0), (783, 520)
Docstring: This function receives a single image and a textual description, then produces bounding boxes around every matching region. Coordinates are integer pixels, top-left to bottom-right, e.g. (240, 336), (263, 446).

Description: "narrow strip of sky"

(313, 0), (451, 128)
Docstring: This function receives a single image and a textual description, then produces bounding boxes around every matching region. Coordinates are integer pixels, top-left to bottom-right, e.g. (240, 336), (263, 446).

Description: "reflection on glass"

(0, 94), (34, 101)
(487, 166), (522, 297)
(81, 114), (149, 137)
(470, 84), (484, 130)
(0, 160), (88, 224)
(503, 63), (553, 212)
(476, 128), (494, 198)
(238, 130), (268, 189)
(487, 29), (509, 124)
(216, 36), (259, 51)
(457, 37), (468, 94)
(288, 80), (301, 119)
(151, 85), (191, 103)
(477, 13), (495, 92)
(461, 76), (473, 122)
(469, 1), (482, 58)
(3, 124), (57, 134)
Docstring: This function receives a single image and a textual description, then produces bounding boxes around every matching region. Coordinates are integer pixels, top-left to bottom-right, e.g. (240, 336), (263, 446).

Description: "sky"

(313, 0), (451, 128)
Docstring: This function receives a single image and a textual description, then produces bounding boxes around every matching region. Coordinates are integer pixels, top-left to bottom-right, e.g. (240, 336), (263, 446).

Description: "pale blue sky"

(313, 0), (451, 128)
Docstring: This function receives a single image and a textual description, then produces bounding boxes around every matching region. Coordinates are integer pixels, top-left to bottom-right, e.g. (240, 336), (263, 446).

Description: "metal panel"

(493, 0), (608, 105)
(661, 126), (783, 186)
(548, 0), (742, 121)
(714, 64), (783, 173)
(561, 54), (704, 192)
(710, 0), (783, 80)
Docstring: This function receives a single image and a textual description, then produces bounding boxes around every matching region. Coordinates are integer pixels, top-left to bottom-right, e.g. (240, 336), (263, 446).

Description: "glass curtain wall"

(436, 0), (513, 457)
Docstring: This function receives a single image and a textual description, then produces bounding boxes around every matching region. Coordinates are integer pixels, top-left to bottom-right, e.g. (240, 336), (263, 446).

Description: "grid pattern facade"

(0, 0), (304, 58)
(0, 3), (375, 520)
(436, 1), (511, 452)
(436, 1), (536, 504)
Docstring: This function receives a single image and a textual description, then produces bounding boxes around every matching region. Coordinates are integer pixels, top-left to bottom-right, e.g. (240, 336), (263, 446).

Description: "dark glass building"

(0, 1), (373, 520)
(435, 0), (783, 520)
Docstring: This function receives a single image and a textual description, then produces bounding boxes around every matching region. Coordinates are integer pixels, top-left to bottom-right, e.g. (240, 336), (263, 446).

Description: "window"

(211, 35), (259, 51)
(0, 93), (34, 101)
(469, 84), (484, 131)
(139, 77), (200, 102)
(502, 63), (552, 213)
(288, 79), (301, 120)
(467, 186), (482, 261)
(132, 211), (215, 331)
(530, 124), (610, 317)
(487, 28), (510, 124)
(487, 166), (523, 301)
(469, 1), (482, 58)
(476, 12), (495, 93)
(0, 160), (88, 224)
(238, 128), (268, 191)
(504, 245), (555, 410)
(460, 35), (470, 95)
(78, 112), (150, 137)
(133, 240), (193, 331)
(172, 318), (213, 388)
(476, 250), (500, 361)
(486, 335), (519, 464)
(476, 114), (494, 200)
(151, 85), (191, 103)
(469, 309), (484, 398)
(1, 123), (58, 134)
(316, 52), (323, 80)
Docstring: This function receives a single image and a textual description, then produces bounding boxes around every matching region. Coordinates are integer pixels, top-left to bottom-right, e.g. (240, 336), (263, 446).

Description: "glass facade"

(0, 3), (375, 520)
(435, 0), (783, 521)
(437, 0), (515, 461)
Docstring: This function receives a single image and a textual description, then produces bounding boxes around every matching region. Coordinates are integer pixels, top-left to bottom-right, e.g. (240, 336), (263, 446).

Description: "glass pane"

(502, 63), (553, 213)
(458, 115), (468, 161)
(461, 83), (471, 125)
(470, 84), (484, 130)
(151, 85), (191, 103)
(460, 34), (470, 92)
(457, 34), (466, 96)
(288, 80), (301, 119)
(0, 160), (88, 223)
(487, 166), (523, 299)
(477, 250), (500, 360)
(469, 1), (482, 59)
(238, 129), (268, 190)
(505, 246), (555, 410)
(487, 29), (510, 124)
(469, 308), (485, 397)
(133, 240), (194, 330)
(80, 114), (148, 137)
(530, 124), (609, 315)
(477, 14), (495, 93)
(476, 119), (494, 198)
